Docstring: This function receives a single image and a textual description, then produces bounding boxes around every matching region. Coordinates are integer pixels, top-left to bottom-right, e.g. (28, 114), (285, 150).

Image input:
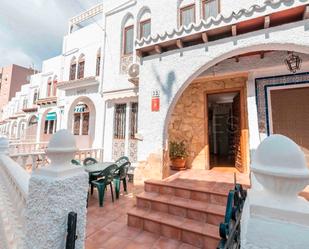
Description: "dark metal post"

(66, 212), (78, 249)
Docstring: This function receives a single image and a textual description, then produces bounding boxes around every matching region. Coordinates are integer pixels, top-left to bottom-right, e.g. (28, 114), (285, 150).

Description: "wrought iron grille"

(217, 183), (247, 249)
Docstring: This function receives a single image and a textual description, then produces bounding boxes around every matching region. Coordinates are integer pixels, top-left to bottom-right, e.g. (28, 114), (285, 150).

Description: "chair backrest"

(71, 159), (81, 166)
(99, 164), (118, 183)
(115, 156), (130, 167)
(83, 157), (98, 166)
(115, 156), (131, 178)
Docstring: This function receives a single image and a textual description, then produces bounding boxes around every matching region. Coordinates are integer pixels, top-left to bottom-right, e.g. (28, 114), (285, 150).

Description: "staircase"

(127, 173), (239, 249)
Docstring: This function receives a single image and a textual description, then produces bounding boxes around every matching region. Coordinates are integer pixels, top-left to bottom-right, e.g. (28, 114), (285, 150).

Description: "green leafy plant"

(169, 141), (188, 160)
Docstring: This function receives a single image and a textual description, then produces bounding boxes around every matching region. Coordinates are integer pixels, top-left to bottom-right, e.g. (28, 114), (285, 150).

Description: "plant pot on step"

(169, 141), (188, 171)
(170, 157), (186, 171)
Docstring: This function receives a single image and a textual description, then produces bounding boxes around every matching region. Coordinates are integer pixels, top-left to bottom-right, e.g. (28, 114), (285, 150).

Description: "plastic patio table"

(84, 162), (115, 174)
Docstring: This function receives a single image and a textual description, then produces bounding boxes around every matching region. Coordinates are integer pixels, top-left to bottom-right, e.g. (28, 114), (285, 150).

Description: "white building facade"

(1, 0), (309, 180)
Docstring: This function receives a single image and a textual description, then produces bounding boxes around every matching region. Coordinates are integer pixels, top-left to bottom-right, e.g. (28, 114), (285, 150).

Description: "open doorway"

(207, 91), (241, 170)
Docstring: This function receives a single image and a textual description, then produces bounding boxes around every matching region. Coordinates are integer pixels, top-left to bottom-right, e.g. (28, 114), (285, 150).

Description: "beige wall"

(168, 76), (247, 170)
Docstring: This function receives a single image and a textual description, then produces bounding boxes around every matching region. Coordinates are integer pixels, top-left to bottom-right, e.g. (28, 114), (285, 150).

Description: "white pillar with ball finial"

(24, 129), (89, 249)
(241, 135), (309, 249)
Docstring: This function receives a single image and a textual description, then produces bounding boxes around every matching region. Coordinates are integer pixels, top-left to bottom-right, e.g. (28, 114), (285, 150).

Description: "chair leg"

(91, 184), (94, 196)
(122, 178), (127, 193)
(114, 178), (120, 199)
(110, 183), (114, 202)
(97, 184), (105, 207)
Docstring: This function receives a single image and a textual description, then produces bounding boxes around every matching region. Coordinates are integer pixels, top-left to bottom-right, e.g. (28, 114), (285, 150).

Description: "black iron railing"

(66, 212), (78, 249)
(217, 183), (247, 249)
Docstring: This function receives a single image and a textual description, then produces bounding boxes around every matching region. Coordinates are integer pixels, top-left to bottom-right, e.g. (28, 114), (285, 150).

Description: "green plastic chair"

(71, 159), (81, 166)
(114, 156), (131, 199)
(91, 164), (118, 207)
(83, 157), (100, 196)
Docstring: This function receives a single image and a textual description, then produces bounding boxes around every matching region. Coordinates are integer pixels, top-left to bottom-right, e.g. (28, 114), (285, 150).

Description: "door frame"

(205, 86), (249, 173)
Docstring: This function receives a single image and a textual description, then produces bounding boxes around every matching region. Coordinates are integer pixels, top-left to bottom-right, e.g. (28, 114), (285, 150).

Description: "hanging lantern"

(285, 52), (302, 73)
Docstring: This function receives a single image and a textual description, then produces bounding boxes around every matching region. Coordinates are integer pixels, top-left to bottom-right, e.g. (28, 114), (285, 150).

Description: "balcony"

(36, 96), (57, 106)
(57, 76), (99, 91)
(22, 106), (38, 113)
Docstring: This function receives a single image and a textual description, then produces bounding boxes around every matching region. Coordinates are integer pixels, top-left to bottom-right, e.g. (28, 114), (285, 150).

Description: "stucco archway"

(40, 108), (58, 142)
(160, 43), (309, 175)
(163, 43), (309, 142)
(67, 96), (96, 149)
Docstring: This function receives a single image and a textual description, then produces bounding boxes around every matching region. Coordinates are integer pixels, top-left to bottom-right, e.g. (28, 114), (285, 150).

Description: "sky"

(0, 0), (101, 70)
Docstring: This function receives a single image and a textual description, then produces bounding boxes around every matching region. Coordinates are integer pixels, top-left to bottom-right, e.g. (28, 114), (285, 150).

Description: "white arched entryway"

(137, 19), (309, 179)
(67, 96), (96, 149)
(40, 108), (58, 142)
(16, 118), (27, 140)
(25, 115), (38, 142)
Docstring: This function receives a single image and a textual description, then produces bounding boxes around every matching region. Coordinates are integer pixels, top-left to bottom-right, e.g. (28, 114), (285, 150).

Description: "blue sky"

(0, 0), (101, 70)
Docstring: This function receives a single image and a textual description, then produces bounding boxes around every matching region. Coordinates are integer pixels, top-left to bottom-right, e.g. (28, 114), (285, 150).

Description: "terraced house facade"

(1, 0), (309, 181)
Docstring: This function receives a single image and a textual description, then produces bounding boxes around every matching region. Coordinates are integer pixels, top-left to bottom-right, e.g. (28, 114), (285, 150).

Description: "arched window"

(138, 8), (151, 39)
(33, 89), (38, 104)
(122, 15), (134, 55)
(202, 0), (219, 20)
(179, 1), (195, 27)
(70, 57), (77, 80)
(53, 75), (57, 96)
(73, 103), (89, 135)
(77, 54), (85, 79)
(47, 77), (52, 97)
(96, 48), (101, 76)
(28, 115), (38, 127)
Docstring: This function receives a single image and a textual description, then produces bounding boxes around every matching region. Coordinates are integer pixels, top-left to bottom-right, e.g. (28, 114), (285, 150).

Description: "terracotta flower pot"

(170, 158), (186, 171)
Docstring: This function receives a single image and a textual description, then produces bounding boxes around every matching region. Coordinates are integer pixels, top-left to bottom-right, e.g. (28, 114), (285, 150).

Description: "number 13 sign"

(152, 90), (160, 112)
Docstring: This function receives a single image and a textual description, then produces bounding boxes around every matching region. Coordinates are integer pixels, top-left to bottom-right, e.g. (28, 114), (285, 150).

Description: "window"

(73, 104), (89, 136)
(203, 0), (219, 19)
(73, 113), (81, 135)
(44, 120), (48, 134)
(77, 55), (85, 79)
(82, 112), (89, 135)
(48, 120), (55, 134)
(124, 25), (134, 55)
(130, 103), (138, 139)
(33, 90), (38, 104)
(180, 4), (195, 26)
(29, 116), (38, 126)
(96, 49), (101, 76)
(53, 77), (57, 96)
(47, 78), (52, 97)
(70, 57), (77, 80)
(23, 98), (27, 109)
(140, 19), (151, 39)
(114, 104), (126, 139)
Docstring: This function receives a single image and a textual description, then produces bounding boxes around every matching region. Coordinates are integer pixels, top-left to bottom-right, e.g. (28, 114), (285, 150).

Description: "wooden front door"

(232, 93), (242, 172)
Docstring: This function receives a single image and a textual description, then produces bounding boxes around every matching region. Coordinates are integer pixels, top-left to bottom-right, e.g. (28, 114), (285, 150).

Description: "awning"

(74, 104), (86, 113)
(46, 112), (57, 121)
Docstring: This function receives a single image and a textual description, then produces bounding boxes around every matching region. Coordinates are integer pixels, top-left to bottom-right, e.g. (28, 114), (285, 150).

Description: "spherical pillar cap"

(252, 135), (309, 178)
(46, 129), (76, 153)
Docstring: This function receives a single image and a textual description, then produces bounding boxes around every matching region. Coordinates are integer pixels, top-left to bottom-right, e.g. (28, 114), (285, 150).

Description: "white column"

(36, 114), (42, 143)
(24, 130), (89, 249)
(124, 102), (131, 156)
(241, 135), (309, 249)
(246, 73), (261, 160)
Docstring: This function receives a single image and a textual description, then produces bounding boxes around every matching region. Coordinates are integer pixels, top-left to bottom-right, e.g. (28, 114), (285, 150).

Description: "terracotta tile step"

(128, 207), (220, 249)
(136, 192), (225, 225)
(144, 180), (229, 206)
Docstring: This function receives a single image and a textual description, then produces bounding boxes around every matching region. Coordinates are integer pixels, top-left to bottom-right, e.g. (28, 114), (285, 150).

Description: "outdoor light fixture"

(285, 52), (302, 73)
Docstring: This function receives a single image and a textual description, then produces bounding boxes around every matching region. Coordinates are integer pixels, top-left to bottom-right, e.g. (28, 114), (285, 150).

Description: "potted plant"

(169, 141), (188, 170)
